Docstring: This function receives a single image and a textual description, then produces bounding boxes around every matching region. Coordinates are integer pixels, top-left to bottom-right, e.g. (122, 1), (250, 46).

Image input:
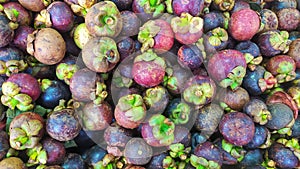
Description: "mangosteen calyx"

(219, 65), (246, 90)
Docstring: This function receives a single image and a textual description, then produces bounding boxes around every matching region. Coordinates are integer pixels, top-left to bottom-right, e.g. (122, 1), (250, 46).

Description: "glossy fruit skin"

(244, 125), (269, 149)
(272, 0), (297, 11)
(172, 0), (205, 16)
(0, 13), (14, 48)
(117, 37), (136, 61)
(173, 126), (191, 147)
(203, 11), (225, 32)
(7, 73), (41, 101)
(12, 25), (34, 51)
(177, 44), (204, 70)
(42, 137), (66, 165)
(124, 138), (153, 165)
(219, 112), (255, 146)
(228, 9), (260, 41)
(0, 46), (24, 61)
(266, 103), (294, 130)
(62, 153), (85, 169)
(46, 109), (81, 141)
(47, 1), (74, 32)
(242, 66), (267, 96)
(37, 80), (71, 109)
(18, 0), (47, 12)
(268, 143), (299, 168)
(82, 145), (107, 168)
(235, 41), (260, 58)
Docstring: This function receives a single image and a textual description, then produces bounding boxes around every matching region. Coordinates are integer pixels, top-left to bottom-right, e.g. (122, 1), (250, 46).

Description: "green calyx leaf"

(171, 13), (203, 34)
(221, 139), (245, 162)
(56, 63), (79, 85)
(2, 81), (21, 97)
(124, 106), (146, 122)
(149, 115), (175, 145)
(144, 86), (166, 108)
(219, 66), (246, 90)
(118, 94), (144, 111)
(138, 21), (161, 52)
(183, 83), (214, 106)
(27, 144), (47, 165)
(169, 102), (191, 124)
(190, 154), (220, 169)
(93, 37), (119, 63)
(269, 31), (290, 52)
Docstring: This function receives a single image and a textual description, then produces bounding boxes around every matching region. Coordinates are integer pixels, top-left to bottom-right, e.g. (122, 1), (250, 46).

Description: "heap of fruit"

(0, 0), (300, 169)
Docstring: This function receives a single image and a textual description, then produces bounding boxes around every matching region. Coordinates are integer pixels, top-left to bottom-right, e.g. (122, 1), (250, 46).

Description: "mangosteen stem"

(92, 82), (108, 105)
(56, 63), (79, 85)
(103, 16), (114, 25)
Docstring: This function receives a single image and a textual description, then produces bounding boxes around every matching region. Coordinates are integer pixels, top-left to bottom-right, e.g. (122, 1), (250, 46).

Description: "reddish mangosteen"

(138, 19), (174, 54)
(42, 137), (66, 165)
(18, 0), (50, 12)
(219, 112), (255, 146)
(207, 49), (247, 90)
(82, 37), (120, 73)
(172, 0), (205, 16)
(2, 2), (32, 26)
(79, 101), (113, 131)
(170, 13), (203, 45)
(266, 55), (296, 83)
(46, 108), (81, 141)
(277, 8), (300, 31)
(288, 38), (300, 68)
(141, 114), (175, 147)
(0, 13), (14, 48)
(132, 49), (166, 88)
(114, 94), (147, 129)
(228, 8), (260, 41)
(266, 91), (298, 119)
(256, 30), (290, 57)
(34, 1), (74, 32)
(69, 68), (107, 104)
(132, 0), (166, 21)
(11, 25), (34, 51)
(1, 73), (41, 111)
(27, 28), (66, 65)
(9, 112), (45, 150)
(182, 75), (216, 108)
(85, 1), (122, 37)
